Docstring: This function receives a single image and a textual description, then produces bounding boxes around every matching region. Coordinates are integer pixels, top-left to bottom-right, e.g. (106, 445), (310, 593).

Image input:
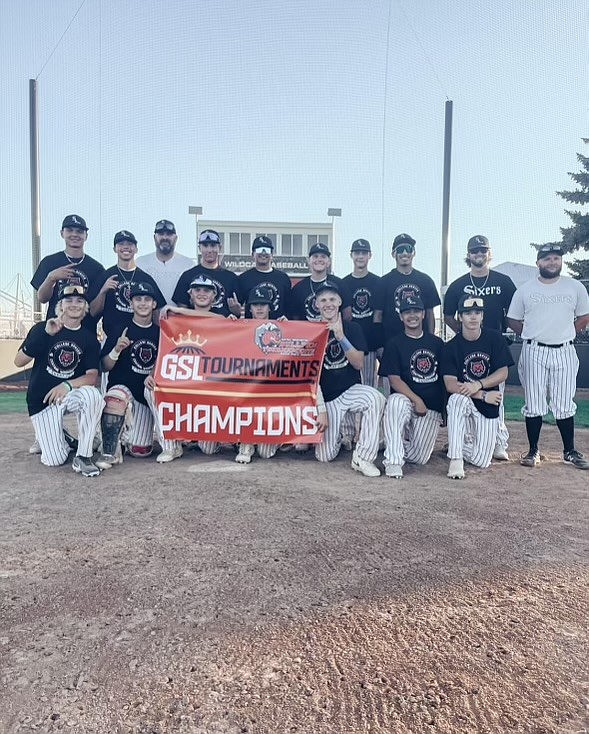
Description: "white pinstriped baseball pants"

(383, 394), (441, 467)
(316, 384), (385, 463)
(518, 342), (578, 419)
(446, 393), (498, 468)
(143, 388), (183, 453)
(31, 386), (104, 467)
(361, 351), (379, 389)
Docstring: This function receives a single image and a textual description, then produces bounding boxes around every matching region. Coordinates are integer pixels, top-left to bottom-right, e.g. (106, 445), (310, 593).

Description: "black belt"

(524, 339), (573, 348)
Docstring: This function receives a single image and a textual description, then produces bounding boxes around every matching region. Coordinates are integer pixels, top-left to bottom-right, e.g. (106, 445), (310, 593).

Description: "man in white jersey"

(507, 243), (589, 469)
(135, 220), (194, 304)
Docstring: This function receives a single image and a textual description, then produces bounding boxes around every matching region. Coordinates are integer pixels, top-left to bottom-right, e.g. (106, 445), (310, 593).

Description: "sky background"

(1, 0), (587, 306)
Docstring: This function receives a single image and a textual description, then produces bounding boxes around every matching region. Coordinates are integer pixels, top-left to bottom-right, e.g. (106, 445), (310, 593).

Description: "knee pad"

(128, 445), (153, 458)
(104, 385), (133, 415)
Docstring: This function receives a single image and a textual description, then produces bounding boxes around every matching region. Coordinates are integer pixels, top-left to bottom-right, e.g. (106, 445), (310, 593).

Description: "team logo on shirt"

(256, 282), (280, 312)
(352, 288), (372, 319)
(463, 352), (491, 381)
(324, 336), (348, 370)
(130, 339), (158, 375)
(304, 293), (321, 321)
(255, 323), (283, 353)
(47, 340), (83, 378)
(410, 349), (438, 383)
(393, 284), (420, 313)
(115, 281), (133, 313)
(57, 269), (89, 295)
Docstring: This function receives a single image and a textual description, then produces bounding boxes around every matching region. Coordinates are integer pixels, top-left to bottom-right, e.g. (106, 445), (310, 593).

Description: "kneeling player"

(14, 286), (103, 477)
(379, 295), (444, 479)
(442, 295), (514, 479)
(97, 282), (183, 466)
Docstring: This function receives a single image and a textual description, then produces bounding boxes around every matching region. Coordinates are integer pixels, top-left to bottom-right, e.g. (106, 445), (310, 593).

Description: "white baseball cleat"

(235, 444), (254, 464)
(29, 440), (41, 455)
(447, 458), (465, 479)
(156, 446), (183, 463)
(493, 447), (509, 461)
(351, 452), (381, 477)
(385, 464), (403, 479)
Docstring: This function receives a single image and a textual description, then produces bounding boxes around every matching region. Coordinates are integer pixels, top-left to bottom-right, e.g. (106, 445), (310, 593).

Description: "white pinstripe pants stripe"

(316, 384), (385, 463)
(31, 386), (104, 466)
(446, 393), (498, 468)
(495, 382), (509, 450)
(383, 394), (441, 466)
(125, 399), (155, 449)
(518, 342), (578, 419)
(361, 351), (378, 389)
(143, 388), (182, 453)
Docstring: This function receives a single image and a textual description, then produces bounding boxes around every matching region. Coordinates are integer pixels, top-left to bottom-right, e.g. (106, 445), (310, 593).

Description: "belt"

(524, 339), (573, 348)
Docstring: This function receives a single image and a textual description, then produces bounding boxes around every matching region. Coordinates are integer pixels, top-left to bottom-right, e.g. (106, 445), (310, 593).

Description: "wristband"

(109, 349), (120, 361)
(63, 381), (73, 392)
(481, 391), (487, 403)
(478, 379), (484, 390)
(339, 337), (353, 352)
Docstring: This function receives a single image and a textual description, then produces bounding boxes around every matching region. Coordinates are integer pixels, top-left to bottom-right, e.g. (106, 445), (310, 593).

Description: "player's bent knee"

(104, 385), (132, 415)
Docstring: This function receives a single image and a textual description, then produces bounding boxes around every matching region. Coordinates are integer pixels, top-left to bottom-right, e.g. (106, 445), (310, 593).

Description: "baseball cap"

(247, 286), (273, 305)
(458, 294), (485, 313)
(392, 233), (416, 250)
(129, 282), (156, 299)
(252, 235), (274, 252)
(467, 235), (490, 251)
(399, 295), (425, 312)
(309, 242), (331, 257)
(154, 219), (176, 234)
(313, 281), (340, 297)
(536, 243), (564, 258)
(351, 239), (371, 252)
(61, 214), (88, 230)
(113, 230), (137, 245)
(57, 284), (88, 301)
(189, 275), (217, 292)
(198, 229), (221, 245)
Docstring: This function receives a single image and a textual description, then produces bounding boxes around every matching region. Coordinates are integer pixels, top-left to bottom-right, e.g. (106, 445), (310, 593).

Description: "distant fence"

(507, 341), (589, 389)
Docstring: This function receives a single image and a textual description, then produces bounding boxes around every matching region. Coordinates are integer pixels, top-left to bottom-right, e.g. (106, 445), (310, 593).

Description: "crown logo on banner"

(171, 330), (207, 348)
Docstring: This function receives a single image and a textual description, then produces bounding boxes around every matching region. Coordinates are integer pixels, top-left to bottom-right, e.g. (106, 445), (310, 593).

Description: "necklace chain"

(117, 266), (136, 285)
(65, 252), (85, 266)
(469, 270), (489, 294)
(309, 277), (326, 296)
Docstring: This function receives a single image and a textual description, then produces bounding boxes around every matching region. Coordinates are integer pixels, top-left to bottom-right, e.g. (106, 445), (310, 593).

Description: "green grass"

(1, 391), (588, 427)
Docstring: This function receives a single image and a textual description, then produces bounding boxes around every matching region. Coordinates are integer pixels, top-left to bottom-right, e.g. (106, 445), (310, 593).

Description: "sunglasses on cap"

(462, 297), (484, 309)
(394, 244), (415, 254)
(155, 221), (175, 232)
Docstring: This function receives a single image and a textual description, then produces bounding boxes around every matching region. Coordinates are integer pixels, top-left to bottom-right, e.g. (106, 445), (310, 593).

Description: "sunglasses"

(155, 221), (175, 232)
(61, 285), (86, 297)
(462, 297), (484, 309)
(469, 247), (489, 254)
(394, 245), (414, 254)
(253, 246), (272, 254)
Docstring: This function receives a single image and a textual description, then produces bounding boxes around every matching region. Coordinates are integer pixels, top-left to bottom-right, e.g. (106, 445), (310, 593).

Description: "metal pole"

(29, 79), (41, 321)
(440, 100), (453, 338)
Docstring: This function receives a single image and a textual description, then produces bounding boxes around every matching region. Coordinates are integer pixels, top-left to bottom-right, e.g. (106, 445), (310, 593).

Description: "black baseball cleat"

(520, 450), (540, 467)
(563, 450), (589, 470)
(72, 455), (101, 477)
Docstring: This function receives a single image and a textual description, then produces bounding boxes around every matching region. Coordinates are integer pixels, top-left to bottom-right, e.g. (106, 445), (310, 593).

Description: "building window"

(229, 232), (251, 254)
(307, 234), (329, 250)
(282, 234), (304, 255)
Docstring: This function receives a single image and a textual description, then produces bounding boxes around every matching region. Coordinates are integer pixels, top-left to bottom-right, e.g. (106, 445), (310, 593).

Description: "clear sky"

(1, 0), (587, 303)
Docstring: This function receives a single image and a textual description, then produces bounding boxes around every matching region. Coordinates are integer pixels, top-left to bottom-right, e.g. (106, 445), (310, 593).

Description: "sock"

(555, 416), (574, 454)
(525, 416), (543, 453)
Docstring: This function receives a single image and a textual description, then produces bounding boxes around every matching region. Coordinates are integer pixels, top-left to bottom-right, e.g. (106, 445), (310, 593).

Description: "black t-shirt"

(441, 328), (514, 419)
(172, 265), (239, 317)
(102, 321), (160, 405)
(289, 275), (351, 322)
(341, 272), (384, 351)
(87, 266), (166, 338)
(320, 321), (366, 403)
(378, 332), (445, 414)
(380, 268), (441, 339)
(236, 268), (292, 318)
(20, 321), (101, 417)
(31, 251), (105, 329)
(444, 270), (517, 334)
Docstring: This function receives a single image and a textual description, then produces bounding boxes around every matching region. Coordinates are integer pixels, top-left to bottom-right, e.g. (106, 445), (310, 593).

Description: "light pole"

(188, 206), (203, 257)
(327, 207), (341, 272)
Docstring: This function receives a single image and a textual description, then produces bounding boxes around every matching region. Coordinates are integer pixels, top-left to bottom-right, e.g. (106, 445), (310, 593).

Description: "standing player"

(442, 295), (514, 479)
(377, 234), (440, 342)
(135, 219), (195, 305)
(507, 243), (589, 469)
(172, 230), (241, 317)
(14, 286), (103, 477)
(313, 282), (385, 477)
(31, 214), (105, 329)
(97, 282), (183, 466)
(342, 239), (383, 387)
(289, 243), (352, 322)
(443, 235), (517, 460)
(88, 230), (166, 338)
(236, 236), (292, 319)
(379, 296), (444, 479)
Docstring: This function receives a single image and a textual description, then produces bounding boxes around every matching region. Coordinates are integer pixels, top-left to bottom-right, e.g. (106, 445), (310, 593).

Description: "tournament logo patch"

(409, 348), (438, 383)
(255, 323), (283, 353)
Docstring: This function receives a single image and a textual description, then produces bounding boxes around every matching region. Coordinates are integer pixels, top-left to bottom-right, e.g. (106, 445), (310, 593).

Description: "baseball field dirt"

(1, 414), (588, 733)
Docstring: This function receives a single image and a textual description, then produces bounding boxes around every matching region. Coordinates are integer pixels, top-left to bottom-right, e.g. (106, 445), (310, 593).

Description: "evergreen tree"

(534, 138), (589, 280)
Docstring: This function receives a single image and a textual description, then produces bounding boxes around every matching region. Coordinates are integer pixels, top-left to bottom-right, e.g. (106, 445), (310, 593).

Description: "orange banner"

(154, 316), (328, 443)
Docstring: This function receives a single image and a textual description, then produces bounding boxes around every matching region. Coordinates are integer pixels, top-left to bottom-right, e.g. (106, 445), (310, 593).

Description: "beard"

(157, 241), (173, 255)
(538, 264), (561, 279)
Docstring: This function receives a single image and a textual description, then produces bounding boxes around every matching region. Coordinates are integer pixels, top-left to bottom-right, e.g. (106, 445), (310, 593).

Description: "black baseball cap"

(351, 239), (371, 252)
(154, 219), (176, 234)
(247, 286), (273, 305)
(198, 229), (221, 245)
(399, 295), (425, 312)
(252, 235), (274, 251)
(392, 233), (416, 250)
(313, 281), (340, 297)
(458, 294), (485, 313)
(536, 243), (564, 258)
(467, 235), (490, 251)
(57, 284), (88, 302)
(129, 282), (156, 299)
(309, 242), (331, 257)
(113, 230), (137, 245)
(189, 275), (217, 292)
(61, 214), (88, 230)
